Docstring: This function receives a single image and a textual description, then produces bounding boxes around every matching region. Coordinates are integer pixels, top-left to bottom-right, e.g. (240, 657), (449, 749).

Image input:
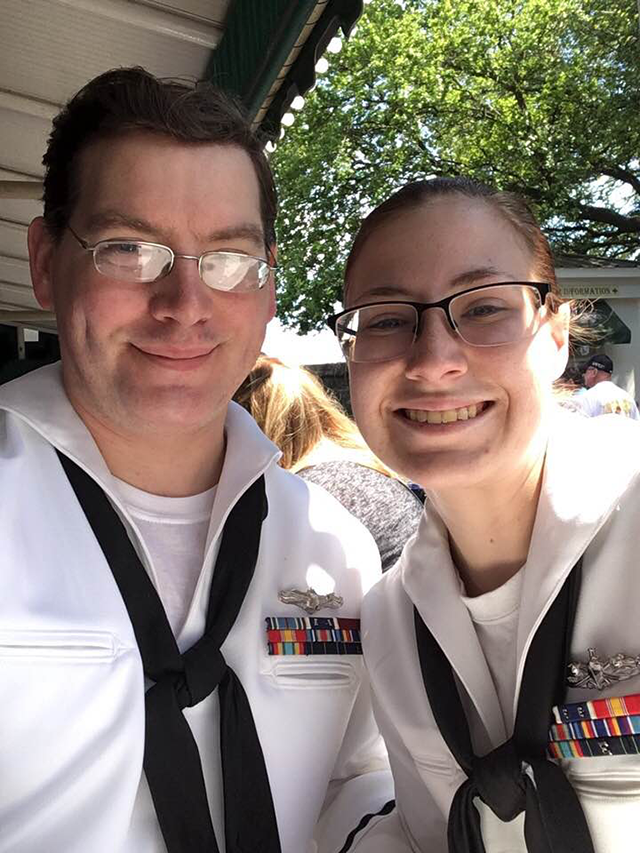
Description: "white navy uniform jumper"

(0, 363), (392, 853)
(351, 408), (640, 852)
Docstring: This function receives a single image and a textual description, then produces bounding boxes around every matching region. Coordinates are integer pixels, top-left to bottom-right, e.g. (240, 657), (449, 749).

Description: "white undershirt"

(113, 477), (216, 636)
(460, 568), (524, 733)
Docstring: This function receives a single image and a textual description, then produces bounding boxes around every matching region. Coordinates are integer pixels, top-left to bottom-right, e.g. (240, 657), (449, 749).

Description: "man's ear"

(266, 243), (277, 322)
(27, 217), (56, 311)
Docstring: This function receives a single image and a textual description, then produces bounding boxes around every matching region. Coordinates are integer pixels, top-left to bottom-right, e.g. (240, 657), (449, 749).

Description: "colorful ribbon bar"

(552, 692), (640, 724)
(550, 714), (640, 743)
(548, 733), (640, 759)
(265, 616), (361, 655)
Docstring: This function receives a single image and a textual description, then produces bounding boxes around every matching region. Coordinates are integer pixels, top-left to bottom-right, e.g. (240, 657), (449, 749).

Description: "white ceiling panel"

(0, 108), (51, 178)
(0, 256), (31, 288)
(0, 0), (217, 108)
(141, 0), (231, 26)
(0, 198), (43, 228)
(0, 290), (39, 313)
(0, 221), (29, 261)
(0, 281), (41, 311)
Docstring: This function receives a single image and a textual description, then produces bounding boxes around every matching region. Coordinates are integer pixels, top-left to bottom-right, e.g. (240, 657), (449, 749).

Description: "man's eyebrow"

(84, 211), (158, 234)
(202, 224), (266, 246)
(83, 213), (266, 248)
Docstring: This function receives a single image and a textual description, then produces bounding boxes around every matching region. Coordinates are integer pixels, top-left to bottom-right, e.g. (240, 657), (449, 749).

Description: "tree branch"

(578, 204), (640, 233)
(599, 165), (640, 197)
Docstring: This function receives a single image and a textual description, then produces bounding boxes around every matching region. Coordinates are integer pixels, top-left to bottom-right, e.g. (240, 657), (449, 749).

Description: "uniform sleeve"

(314, 672), (447, 852)
(310, 504), (397, 853)
(313, 669), (448, 848)
(313, 678), (395, 853)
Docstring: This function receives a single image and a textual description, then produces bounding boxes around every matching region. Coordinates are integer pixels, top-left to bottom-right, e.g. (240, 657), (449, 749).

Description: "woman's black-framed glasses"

(327, 282), (552, 364)
(67, 225), (276, 293)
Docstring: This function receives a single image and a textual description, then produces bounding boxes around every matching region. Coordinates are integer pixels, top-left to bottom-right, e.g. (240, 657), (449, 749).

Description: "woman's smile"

(396, 400), (493, 427)
(400, 400), (492, 424)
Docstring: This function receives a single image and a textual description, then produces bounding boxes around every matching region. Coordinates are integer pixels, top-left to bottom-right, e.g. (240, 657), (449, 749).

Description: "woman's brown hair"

(344, 177), (559, 304)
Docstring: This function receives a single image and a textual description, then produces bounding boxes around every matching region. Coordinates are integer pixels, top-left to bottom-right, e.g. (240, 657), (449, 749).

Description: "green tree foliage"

(272, 0), (640, 331)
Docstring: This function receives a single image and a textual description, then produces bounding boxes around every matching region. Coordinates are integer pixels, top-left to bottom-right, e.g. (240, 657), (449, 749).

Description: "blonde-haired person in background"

(235, 355), (423, 572)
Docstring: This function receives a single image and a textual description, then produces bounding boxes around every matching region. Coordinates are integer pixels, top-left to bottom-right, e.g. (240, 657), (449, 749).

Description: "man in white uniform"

(577, 353), (640, 419)
(0, 68), (390, 853)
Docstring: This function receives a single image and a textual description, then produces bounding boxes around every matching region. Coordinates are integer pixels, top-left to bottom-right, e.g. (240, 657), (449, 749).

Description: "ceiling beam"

(0, 89), (59, 120)
(0, 181), (43, 199)
(53, 0), (222, 49)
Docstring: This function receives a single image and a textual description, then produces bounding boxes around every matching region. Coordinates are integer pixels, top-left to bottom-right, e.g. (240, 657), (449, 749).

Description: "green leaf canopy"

(272, 0), (639, 331)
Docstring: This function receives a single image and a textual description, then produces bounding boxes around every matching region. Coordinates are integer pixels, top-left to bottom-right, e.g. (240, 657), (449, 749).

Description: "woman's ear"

(27, 217), (56, 310)
(548, 301), (571, 381)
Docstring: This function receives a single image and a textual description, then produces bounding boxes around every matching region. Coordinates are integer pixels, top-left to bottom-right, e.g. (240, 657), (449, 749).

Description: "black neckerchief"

(414, 557), (595, 852)
(58, 452), (281, 853)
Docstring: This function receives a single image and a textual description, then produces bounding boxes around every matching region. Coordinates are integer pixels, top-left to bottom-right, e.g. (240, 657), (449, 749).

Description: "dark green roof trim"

(206, 0), (363, 140)
(576, 301), (631, 345)
(259, 0), (363, 141)
(206, 1), (317, 118)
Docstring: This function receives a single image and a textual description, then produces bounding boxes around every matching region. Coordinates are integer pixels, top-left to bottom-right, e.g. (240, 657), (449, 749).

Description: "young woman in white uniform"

(328, 177), (640, 852)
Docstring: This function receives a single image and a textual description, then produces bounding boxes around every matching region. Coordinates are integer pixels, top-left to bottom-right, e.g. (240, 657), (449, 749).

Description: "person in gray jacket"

(235, 355), (423, 572)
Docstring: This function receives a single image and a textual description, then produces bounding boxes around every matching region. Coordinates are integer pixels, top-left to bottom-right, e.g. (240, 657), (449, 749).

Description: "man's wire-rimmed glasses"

(327, 282), (552, 364)
(67, 225), (276, 293)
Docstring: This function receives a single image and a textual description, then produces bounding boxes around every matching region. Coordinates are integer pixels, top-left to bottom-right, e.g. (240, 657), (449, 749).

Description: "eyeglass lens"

(337, 285), (543, 363)
(199, 252), (266, 292)
(94, 242), (171, 282)
(93, 241), (268, 293)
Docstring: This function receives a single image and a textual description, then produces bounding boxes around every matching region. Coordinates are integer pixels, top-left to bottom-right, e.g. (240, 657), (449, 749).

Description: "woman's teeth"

(404, 403), (485, 424)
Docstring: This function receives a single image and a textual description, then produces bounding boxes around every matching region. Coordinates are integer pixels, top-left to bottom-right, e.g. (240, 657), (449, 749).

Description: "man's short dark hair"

(42, 66), (277, 250)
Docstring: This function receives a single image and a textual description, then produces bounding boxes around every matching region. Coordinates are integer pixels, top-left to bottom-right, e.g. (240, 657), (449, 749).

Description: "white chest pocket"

(0, 629), (123, 662)
(564, 754), (640, 795)
(265, 659), (360, 690)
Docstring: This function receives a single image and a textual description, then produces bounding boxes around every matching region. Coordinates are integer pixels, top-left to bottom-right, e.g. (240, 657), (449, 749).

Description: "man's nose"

(403, 307), (468, 383)
(149, 257), (214, 326)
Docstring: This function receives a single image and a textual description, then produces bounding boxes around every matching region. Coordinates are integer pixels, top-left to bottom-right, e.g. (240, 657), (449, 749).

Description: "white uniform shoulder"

(361, 561), (413, 662)
(554, 400), (640, 442)
(265, 463), (382, 594)
(572, 403), (640, 459)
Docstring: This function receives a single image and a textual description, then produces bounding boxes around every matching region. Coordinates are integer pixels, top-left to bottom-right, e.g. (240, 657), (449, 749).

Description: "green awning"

(207, 0), (363, 140)
(575, 300), (631, 345)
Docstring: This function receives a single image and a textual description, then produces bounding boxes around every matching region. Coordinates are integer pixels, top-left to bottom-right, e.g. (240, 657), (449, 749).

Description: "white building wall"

(557, 268), (640, 400)
(607, 299), (640, 399)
